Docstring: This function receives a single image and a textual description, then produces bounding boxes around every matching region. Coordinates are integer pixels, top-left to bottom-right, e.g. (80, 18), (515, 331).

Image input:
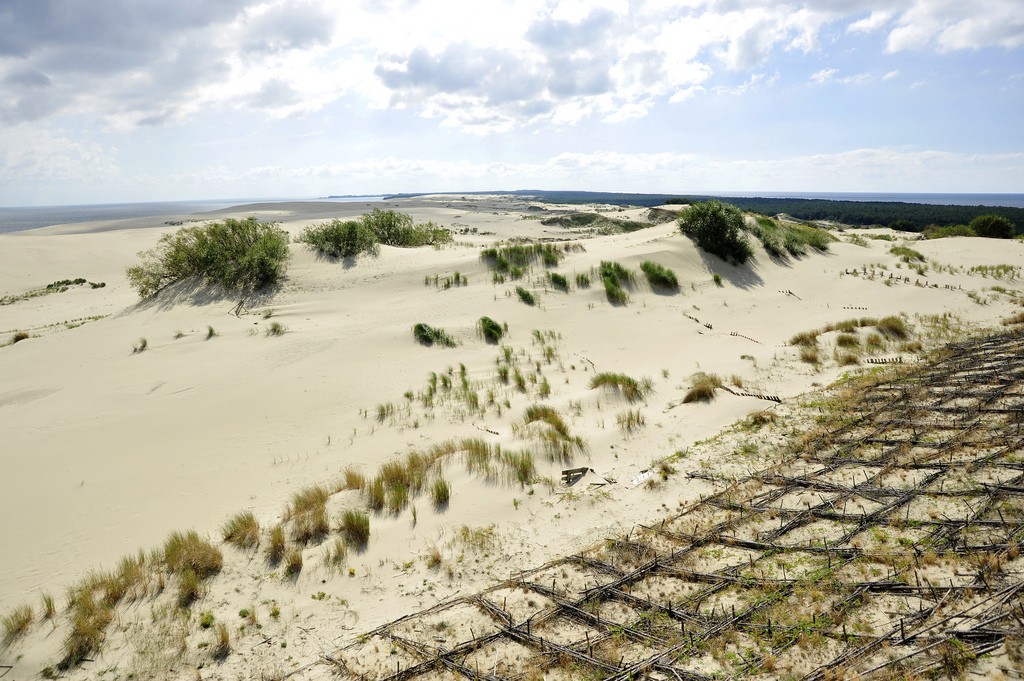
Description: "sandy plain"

(1, 193), (1022, 679)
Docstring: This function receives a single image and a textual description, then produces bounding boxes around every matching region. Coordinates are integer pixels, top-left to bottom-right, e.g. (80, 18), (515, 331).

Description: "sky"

(0, 0), (1022, 206)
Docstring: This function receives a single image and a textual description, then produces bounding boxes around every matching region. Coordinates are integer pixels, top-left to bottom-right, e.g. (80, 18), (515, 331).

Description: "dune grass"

(213, 622), (231, 659)
(640, 261), (679, 290)
(682, 372), (723, 403)
(163, 530), (222, 579)
(265, 321), (287, 336)
(480, 243), (574, 280)
(548, 272), (569, 291)
(589, 372), (652, 403)
(2, 603), (33, 644)
(266, 524), (286, 564)
(478, 316), (505, 344)
(430, 478), (451, 508)
(284, 548), (303, 576)
(288, 484), (330, 543)
(340, 509), (371, 548)
(616, 409), (646, 432)
(516, 286), (537, 306)
(599, 261), (632, 304)
(750, 216), (834, 258)
(890, 245), (926, 263)
(221, 510), (260, 549)
(575, 273), (591, 288)
(413, 323), (456, 347)
(62, 591), (114, 667)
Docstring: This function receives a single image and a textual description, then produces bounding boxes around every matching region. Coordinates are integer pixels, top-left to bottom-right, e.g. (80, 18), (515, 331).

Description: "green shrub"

(126, 217), (290, 298)
(923, 224), (976, 239)
(298, 219), (379, 258)
(516, 287), (536, 306)
(478, 316), (505, 344)
(678, 200), (752, 265)
(640, 261), (678, 290)
(361, 209), (452, 247)
(413, 323), (456, 347)
(969, 214), (1015, 239)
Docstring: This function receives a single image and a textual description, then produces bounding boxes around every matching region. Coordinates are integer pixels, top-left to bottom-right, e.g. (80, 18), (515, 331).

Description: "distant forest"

(384, 190), (1023, 233)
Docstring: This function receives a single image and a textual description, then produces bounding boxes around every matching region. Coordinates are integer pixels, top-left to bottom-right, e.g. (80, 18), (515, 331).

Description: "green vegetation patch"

(750, 216), (834, 258)
(413, 323), (456, 348)
(678, 200), (753, 265)
(540, 212), (648, 234)
(298, 219), (379, 258)
(126, 216), (290, 299)
(640, 260), (679, 290)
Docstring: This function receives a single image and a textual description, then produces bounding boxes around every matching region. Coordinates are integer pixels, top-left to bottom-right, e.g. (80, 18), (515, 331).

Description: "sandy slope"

(1, 195), (1021, 679)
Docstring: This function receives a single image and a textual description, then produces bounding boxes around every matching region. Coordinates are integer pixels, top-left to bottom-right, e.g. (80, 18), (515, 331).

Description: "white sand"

(1, 195), (1021, 678)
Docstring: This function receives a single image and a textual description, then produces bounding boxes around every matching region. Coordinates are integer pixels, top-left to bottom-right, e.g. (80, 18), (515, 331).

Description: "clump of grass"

(288, 484), (330, 543)
(682, 372), (722, 403)
(221, 510), (260, 549)
(835, 332), (860, 348)
(205, 325), (216, 339)
(284, 548), (303, 576)
(163, 530), (222, 579)
(413, 323), (456, 347)
(132, 337), (148, 353)
(1002, 311), (1024, 326)
(266, 524), (286, 564)
(478, 316), (505, 344)
(519, 405), (586, 462)
(41, 593), (56, 620)
(10, 331), (29, 344)
(800, 346), (821, 364)
(616, 409), (646, 432)
(2, 603), (33, 644)
(589, 372), (652, 403)
(790, 330), (819, 346)
(265, 321), (287, 336)
(430, 478), (451, 508)
(480, 243), (570, 278)
(365, 477), (386, 511)
(176, 569), (203, 607)
(640, 261), (679, 290)
(340, 509), (370, 549)
(425, 545), (443, 569)
(501, 451), (536, 484)
(63, 592), (113, 666)
(876, 315), (909, 339)
(575, 273), (591, 288)
(323, 537), (348, 568)
(343, 466), (366, 490)
(599, 261), (631, 305)
(548, 272), (569, 291)
(516, 286), (537, 306)
(213, 622), (231, 659)
(890, 245), (926, 263)
(713, 273), (723, 286)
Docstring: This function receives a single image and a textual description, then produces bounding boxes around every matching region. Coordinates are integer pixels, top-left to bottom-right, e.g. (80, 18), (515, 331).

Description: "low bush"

(413, 323), (456, 347)
(678, 200), (753, 265)
(361, 209), (452, 247)
(298, 219), (379, 258)
(126, 217), (290, 299)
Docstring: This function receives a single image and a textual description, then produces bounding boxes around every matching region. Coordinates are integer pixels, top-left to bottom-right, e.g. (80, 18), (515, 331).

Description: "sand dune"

(1, 195), (1021, 678)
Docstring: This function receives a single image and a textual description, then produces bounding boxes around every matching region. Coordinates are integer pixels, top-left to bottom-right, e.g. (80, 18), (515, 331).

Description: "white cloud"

(883, 70), (899, 80)
(886, 0), (1024, 52)
(810, 67), (838, 84)
(848, 10), (894, 34)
